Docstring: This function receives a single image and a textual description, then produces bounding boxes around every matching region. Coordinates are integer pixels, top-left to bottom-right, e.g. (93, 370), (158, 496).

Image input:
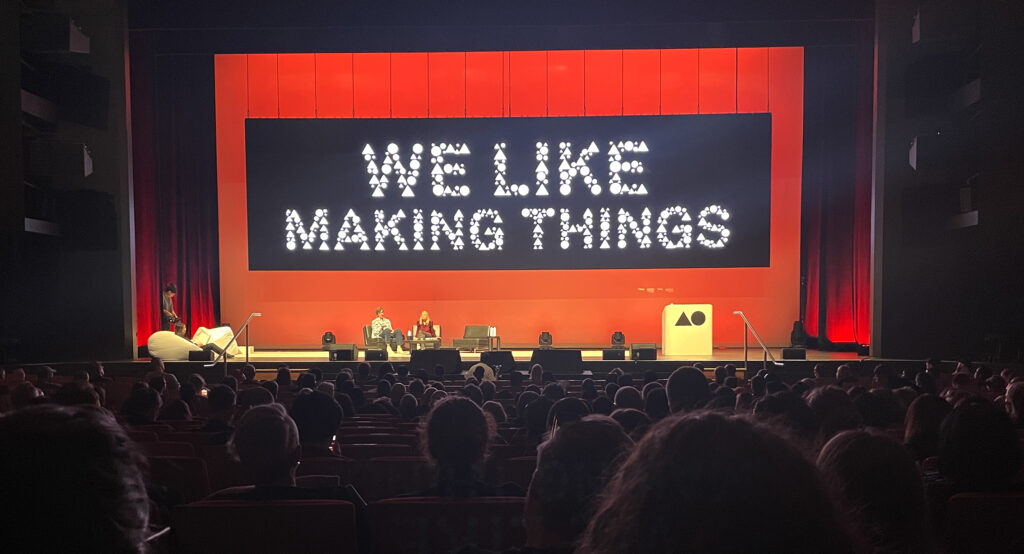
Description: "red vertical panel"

(503, 51), (511, 116)
(277, 54), (316, 118)
(247, 54), (279, 117)
(547, 50), (584, 117)
(508, 50), (547, 116)
(622, 49), (661, 115)
(428, 52), (466, 117)
(736, 48), (769, 113)
(353, 52), (391, 118)
(390, 52), (428, 118)
(314, 53), (354, 118)
(465, 51), (503, 117)
(584, 50), (623, 116)
(698, 48), (737, 114)
(660, 49), (698, 114)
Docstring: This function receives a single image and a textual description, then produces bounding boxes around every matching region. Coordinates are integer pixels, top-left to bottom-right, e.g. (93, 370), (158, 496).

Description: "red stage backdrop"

(214, 48), (803, 347)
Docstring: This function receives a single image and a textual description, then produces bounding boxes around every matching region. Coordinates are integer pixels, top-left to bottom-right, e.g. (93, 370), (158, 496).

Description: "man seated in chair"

(371, 307), (405, 352)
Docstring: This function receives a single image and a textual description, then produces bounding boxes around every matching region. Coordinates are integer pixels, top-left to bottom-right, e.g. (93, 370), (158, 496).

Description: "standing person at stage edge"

(371, 307), (405, 352)
(161, 282), (184, 337)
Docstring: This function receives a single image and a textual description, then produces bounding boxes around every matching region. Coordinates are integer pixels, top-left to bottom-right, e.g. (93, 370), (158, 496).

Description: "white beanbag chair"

(192, 326), (242, 357)
(147, 331), (202, 361)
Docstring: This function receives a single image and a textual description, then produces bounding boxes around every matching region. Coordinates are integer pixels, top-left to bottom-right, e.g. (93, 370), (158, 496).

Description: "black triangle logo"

(676, 313), (692, 326)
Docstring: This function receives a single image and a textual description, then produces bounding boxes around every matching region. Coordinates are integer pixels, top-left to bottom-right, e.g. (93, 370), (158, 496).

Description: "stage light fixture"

(321, 331), (335, 346)
(611, 331), (625, 348)
(538, 332), (553, 349)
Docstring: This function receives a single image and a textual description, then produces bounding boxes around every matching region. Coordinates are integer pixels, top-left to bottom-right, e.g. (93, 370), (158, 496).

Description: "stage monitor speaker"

(188, 350), (213, 362)
(631, 343), (657, 361)
(410, 348), (462, 374)
(480, 350), (515, 375)
(602, 348), (626, 361)
(326, 343), (358, 361)
(365, 349), (388, 361)
(529, 349), (582, 373)
(782, 347), (806, 360)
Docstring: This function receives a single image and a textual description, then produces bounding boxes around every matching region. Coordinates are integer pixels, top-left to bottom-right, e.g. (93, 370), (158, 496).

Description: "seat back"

(946, 492), (1024, 554)
(464, 325), (490, 339)
(358, 456), (433, 500)
(174, 500), (358, 554)
(140, 441), (196, 458)
(296, 456), (356, 483)
(341, 443), (413, 460)
(364, 325), (383, 348)
(147, 456), (211, 503)
(369, 497), (526, 554)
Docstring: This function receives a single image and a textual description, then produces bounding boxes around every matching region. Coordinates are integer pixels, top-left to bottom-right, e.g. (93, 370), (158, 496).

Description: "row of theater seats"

(174, 497), (526, 554)
(133, 414), (535, 552)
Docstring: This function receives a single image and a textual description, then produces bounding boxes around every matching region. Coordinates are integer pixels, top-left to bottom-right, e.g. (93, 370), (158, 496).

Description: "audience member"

(818, 430), (933, 552)
(1005, 381), (1024, 427)
(200, 384), (236, 434)
(122, 386), (162, 425)
(807, 386), (863, 444)
(237, 386), (274, 409)
(0, 405), (150, 553)
(938, 399), (1022, 494)
(591, 396), (614, 416)
(399, 394), (418, 419)
(666, 367), (711, 413)
(482, 400), (507, 424)
(411, 397), (515, 497)
(644, 387), (670, 420)
(275, 365), (292, 388)
(609, 408), (651, 440)
(53, 382), (100, 407)
(577, 412), (853, 553)
(903, 394), (952, 461)
(289, 391), (344, 457)
(524, 416), (633, 551)
(612, 386), (642, 410)
(462, 384), (484, 406)
(261, 379), (279, 400)
(546, 397), (591, 433)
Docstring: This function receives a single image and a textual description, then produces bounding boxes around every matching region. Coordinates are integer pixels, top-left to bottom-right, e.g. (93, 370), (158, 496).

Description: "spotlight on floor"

(538, 331), (553, 349)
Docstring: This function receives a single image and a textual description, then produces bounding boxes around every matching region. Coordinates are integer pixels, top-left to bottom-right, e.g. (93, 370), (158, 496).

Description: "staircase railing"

(733, 311), (783, 371)
(205, 312), (262, 371)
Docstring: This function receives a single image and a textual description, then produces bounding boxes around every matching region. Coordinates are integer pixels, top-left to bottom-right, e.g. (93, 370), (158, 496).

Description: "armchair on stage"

(362, 326), (384, 351)
(453, 325), (500, 352)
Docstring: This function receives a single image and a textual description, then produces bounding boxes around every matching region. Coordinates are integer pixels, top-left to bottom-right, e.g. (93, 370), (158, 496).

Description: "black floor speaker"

(409, 348), (462, 374)
(326, 344), (358, 361)
(630, 343), (657, 361)
(782, 347), (806, 360)
(365, 349), (388, 361)
(602, 348), (626, 360)
(529, 349), (583, 372)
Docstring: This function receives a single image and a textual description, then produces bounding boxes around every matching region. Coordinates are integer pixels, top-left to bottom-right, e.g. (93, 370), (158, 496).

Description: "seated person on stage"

(371, 307), (405, 352)
(413, 310), (437, 339)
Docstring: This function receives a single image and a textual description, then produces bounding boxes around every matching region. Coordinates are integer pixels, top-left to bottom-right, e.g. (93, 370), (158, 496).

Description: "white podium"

(662, 304), (713, 356)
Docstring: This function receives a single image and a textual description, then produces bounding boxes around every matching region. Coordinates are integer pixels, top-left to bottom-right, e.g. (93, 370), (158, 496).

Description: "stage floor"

(240, 346), (859, 365)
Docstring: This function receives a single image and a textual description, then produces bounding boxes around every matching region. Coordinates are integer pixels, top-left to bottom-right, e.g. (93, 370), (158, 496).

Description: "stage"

(239, 345), (858, 365)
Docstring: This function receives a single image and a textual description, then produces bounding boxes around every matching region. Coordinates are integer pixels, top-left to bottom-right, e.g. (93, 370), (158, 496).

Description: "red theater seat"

(357, 456), (433, 500)
(490, 456), (537, 491)
(140, 441), (196, 458)
(173, 500), (358, 554)
(296, 456), (356, 483)
(369, 497), (526, 554)
(946, 492), (1024, 554)
(342, 433), (418, 448)
(341, 443), (413, 460)
(147, 456), (211, 503)
(126, 430), (160, 443)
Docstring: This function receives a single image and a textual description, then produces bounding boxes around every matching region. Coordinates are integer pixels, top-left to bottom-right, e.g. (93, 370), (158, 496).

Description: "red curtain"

(802, 26), (873, 346)
(131, 39), (219, 345)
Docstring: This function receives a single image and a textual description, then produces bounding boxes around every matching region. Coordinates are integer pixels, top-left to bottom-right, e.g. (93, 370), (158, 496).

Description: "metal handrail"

(733, 310), (783, 370)
(205, 312), (262, 370)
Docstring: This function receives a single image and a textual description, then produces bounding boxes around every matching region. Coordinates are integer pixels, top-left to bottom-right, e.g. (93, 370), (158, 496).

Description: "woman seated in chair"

(413, 310), (437, 339)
